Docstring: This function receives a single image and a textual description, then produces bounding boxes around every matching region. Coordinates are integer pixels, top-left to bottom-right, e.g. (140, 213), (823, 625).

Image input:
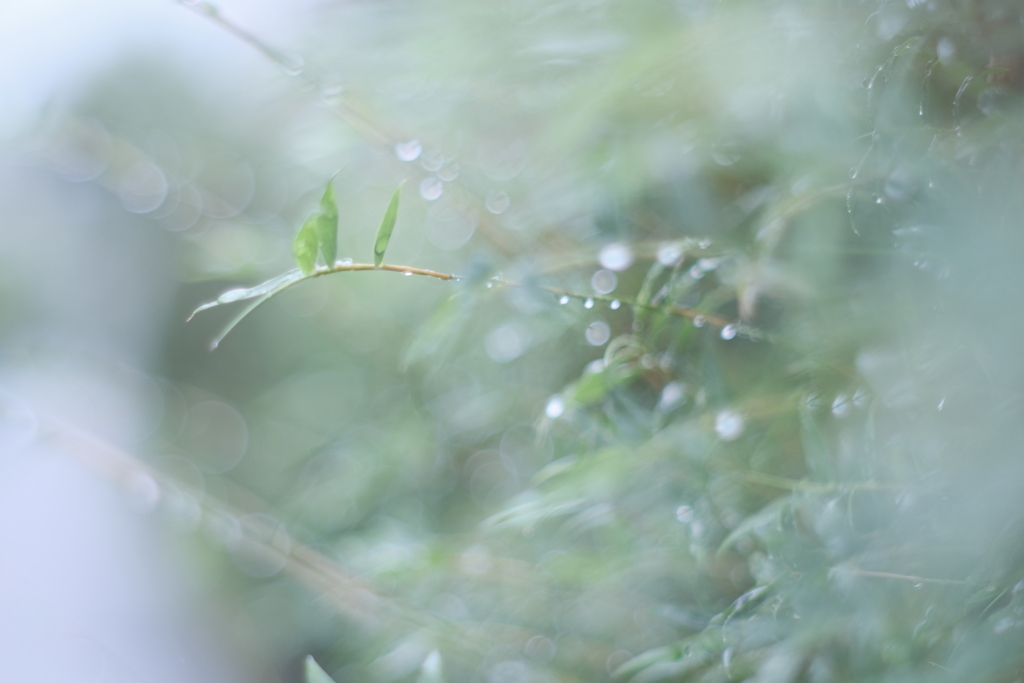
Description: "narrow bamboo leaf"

(293, 216), (319, 275)
(209, 270), (308, 349)
(186, 270), (304, 322)
(317, 180), (338, 265)
(373, 186), (401, 267)
(305, 655), (337, 683)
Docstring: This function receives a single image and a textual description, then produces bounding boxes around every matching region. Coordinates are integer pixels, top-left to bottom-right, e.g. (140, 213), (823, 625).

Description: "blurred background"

(3, 1), (1024, 682)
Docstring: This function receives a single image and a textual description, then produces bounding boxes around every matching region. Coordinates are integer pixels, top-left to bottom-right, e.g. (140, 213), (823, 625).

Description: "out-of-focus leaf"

(401, 291), (475, 368)
(718, 496), (792, 554)
(373, 186), (401, 267)
(317, 179), (338, 265)
(613, 645), (683, 679)
(564, 362), (640, 406)
(305, 655), (337, 683)
(799, 397), (835, 482)
(293, 215), (319, 275)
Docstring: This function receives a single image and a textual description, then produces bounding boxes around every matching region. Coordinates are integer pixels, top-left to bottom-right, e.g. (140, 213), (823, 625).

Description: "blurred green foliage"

(15, 0), (1024, 681)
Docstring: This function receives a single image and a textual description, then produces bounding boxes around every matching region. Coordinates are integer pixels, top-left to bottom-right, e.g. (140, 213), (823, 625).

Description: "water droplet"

(584, 298), (594, 309)
(281, 55), (305, 76)
(598, 243), (634, 272)
(486, 282), (493, 288)
(609, 299), (621, 310)
(715, 409), (745, 441)
(218, 288), (250, 304)
(485, 189), (510, 214)
(804, 393), (821, 411)
(338, 257), (354, 265)
(875, 196), (883, 204)
(698, 239), (712, 249)
(421, 150), (444, 171)
(657, 241), (684, 265)
(404, 271), (413, 276)
(693, 315), (706, 327)
(689, 264), (705, 279)
(937, 37), (956, 64)
(720, 324), (737, 340)
(591, 269), (618, 294)
(831, 393), (852, 418)
(438, 162), (460, 181)
(395, 139), (422, 162)
(849, 168), (859, 179)
(659, 381), (686, 411)
(852, 388), (868, 408)
(585, 321), (611, 346)
(558, 295), (569, 305)
(420, 177), (444, 201)
(675, 504), (694, 523)
(918, 103), (924, 116)
(545, 396), (565, 418)
(485, 322), (530, 363)
(321, 83), (344, 105)
(937, 397), (945, 411)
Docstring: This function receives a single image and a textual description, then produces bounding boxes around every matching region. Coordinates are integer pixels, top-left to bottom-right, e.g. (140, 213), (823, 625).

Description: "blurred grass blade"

(317, 179), (338, 265)
(293, 215), (319, 275)
(187, 269), (304, 322)
(305, 655), (337, 683)
(373, 186), (401, 267)
(717, 496), (791, 554)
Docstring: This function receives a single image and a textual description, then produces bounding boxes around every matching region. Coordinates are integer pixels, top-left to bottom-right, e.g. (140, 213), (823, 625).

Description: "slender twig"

(534, 283), (732, 328)
(319, 262), (454, 281)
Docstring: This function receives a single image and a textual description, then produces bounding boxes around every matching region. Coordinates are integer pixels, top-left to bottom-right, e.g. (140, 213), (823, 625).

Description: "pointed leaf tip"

(317, 179), (338, 265)
(305, 655), (337, 683)
(373, 186), (402, 267)
(293, 215), (319, 275)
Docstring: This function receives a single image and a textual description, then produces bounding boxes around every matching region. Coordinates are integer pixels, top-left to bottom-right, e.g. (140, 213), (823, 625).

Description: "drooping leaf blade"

(293, 215), (319, 275)
(305, 655), (337, 683)
(186, 269), (305, 322)
(373, 186), (401, 267)
(208, 270), (308, 349)
(317, 180), (338, 265)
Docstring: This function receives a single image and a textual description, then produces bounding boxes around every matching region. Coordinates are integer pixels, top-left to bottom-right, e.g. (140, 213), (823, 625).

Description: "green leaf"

(317, 180), (338, 265)
(293, 215), (319, 275)
(373, 186), (401, 267)
(186, 269), (305, 322)
(208, 270), (308, 349)
(305, 655), (337, 683)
